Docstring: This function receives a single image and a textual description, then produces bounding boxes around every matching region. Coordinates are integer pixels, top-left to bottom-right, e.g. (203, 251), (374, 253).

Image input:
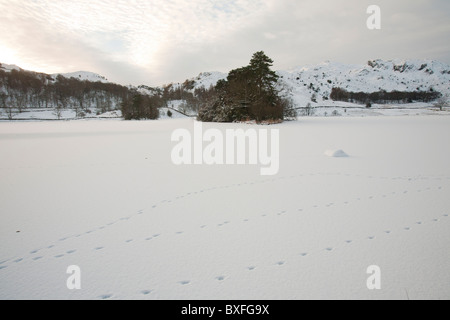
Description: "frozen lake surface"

(0, 117), (449, 299)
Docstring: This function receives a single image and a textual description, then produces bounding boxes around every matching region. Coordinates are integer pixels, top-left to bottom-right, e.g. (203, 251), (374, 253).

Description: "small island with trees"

(197, 51), (295, 123)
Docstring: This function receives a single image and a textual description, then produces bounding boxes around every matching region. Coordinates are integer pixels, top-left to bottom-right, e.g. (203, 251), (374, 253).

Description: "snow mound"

(325, 149), (349, 157)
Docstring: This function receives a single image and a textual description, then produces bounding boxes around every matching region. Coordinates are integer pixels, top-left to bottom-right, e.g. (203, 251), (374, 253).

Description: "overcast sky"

(1, 0), (449, 86)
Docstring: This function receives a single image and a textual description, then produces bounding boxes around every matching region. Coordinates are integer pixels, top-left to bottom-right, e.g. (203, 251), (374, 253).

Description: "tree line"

(330, 87), (441, 105)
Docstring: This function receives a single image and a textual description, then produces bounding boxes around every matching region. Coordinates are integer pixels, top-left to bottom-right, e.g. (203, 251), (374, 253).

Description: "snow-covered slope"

(53, 71), (109, 83)
(0, 63), (22, 72)
(161, 71), (227, 93)
(277, 59), (450, 107)
(0, 63), (109, 83)
(190, 71), (227, 89)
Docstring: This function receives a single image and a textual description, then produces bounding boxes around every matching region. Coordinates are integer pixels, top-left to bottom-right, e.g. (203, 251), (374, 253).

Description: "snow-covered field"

(1, 117), (449, 300)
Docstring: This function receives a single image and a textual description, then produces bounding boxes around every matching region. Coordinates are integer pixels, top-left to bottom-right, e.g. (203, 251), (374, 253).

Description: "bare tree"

(53, 103), (63, 120)
(301, 102), (315, 116)
(14, 93), (26, 113)
(0, 93), (6, 118)
(6, 105), (18, 120)
(433, 94), (449, 111)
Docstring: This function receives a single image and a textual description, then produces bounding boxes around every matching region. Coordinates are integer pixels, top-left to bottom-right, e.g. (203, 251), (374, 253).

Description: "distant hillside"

(52, 70), (109, 83)
(277, 59), (450, 107)
(0, 63), (133, 119)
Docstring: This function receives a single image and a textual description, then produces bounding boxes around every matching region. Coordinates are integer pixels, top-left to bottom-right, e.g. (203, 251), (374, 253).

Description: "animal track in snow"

(10, 171), (449, 286)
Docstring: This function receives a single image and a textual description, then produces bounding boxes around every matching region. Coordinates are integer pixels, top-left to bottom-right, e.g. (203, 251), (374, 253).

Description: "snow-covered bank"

(0, 117), (449, 299)
(0, 108), (190, 121)
(1, 103), (449, 122)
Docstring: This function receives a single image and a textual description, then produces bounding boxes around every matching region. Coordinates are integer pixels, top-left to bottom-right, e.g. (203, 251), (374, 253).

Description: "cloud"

(0, 0), (449, 86)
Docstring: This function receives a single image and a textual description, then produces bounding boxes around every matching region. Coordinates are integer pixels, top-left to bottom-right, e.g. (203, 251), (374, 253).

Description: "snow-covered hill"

(0, 63), (22, 73)
(278, 59), (450, 107)
(0, 63), (109, 83)
(190, 71), (228, 89)
(53, 71), (109, 83)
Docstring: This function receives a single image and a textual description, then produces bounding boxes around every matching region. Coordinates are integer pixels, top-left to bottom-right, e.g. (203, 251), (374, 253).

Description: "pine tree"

(248, 51), (279, 97)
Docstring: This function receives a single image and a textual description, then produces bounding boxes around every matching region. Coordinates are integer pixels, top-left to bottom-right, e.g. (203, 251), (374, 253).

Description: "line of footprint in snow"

(0, 172), (448, 266)
(94, 205), (450, 299)
(101, 209), (450, 299)
(41, 172), (450, 248)
(1, 172), (449, 296)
